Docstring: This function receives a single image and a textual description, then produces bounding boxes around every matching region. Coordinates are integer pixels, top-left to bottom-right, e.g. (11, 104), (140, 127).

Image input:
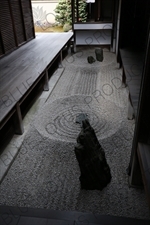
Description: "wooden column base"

(58, 50), (63, 68)
(12, 103), (24, 135)
(44, 69), (49, 91)
(128, 150), (143, 188)
(128, 94), (134, 120)
(137, 143), (150, 208)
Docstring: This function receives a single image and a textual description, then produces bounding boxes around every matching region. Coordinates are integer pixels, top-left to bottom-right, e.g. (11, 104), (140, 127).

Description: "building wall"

(31, 0), (58, 30)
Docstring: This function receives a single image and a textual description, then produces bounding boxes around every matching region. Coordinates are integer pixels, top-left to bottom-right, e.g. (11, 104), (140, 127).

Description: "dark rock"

(76, 113), (88, 125)
(95, 48), (103, 62)
(87, 56), (96, 64)
(74, 119), (111, 190)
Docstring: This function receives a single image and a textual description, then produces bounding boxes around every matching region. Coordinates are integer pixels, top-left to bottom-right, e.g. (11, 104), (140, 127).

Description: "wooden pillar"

(116, 0), (122, 61)
(8, 0), (18, 47)
(71, 0), (75, 25)
(12, 103), (24, 135)
(127, 94), (134, 120)
(111, 0), (119, 52)
(77, 0), (79, 22)
(128, 26), (150, 186)
(58, 50), (63, 68)
(44, 69), (49, 91)
(95, 0), (101, 21)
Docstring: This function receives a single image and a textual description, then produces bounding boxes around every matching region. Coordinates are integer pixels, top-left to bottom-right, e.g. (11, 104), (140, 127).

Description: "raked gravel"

(0, 47), (150, 220)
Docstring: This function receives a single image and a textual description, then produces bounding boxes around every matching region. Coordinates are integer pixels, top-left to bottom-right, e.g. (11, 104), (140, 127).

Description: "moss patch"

(34, 25), (64, 33)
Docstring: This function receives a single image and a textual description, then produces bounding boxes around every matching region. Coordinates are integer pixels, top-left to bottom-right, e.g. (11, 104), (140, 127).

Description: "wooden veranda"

(0, 32), (73, 134)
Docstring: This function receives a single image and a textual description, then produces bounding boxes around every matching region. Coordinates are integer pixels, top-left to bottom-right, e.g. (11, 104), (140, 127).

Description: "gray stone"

(95, 48), (103, 62)
(87, 56), (96, 64)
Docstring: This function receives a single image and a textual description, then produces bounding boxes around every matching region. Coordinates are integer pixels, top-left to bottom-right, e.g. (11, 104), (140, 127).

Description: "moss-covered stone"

(63, 23), (72, 32)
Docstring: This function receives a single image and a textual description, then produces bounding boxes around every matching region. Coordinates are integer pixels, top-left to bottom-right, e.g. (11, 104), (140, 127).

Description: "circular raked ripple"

(33, 95), (124, 142)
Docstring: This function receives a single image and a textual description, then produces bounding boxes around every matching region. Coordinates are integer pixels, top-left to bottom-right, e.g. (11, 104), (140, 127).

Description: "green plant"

(55, 0), (87, 26)
(78, 0), (87, 22)
(55, 0), (67, 25)
(66, 0), (72, 25)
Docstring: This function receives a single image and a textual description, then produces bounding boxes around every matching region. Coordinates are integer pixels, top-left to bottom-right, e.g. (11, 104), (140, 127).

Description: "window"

(73, 0), (114, 23)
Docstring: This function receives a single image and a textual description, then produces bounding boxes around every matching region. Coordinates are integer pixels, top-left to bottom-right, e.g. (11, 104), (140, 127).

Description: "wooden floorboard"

(0, 206), (150, 225)
(0, 33), (73, 126)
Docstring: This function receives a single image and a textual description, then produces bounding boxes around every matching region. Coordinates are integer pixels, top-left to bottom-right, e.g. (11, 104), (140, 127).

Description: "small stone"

(87, 56), (96, 64)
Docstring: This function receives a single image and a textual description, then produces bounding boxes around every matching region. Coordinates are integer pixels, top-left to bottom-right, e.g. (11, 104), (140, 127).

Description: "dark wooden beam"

(20, 0), (27, 41)
(111, 0), (118, 51)
(18, 0), (27, 41)
(77, 0), (79, 22)
(29, 0), (35, 38)
(43, 70), (49, 91)
(128, 24), (150, 186)
(12, 103), (24, 135)
(137, 143), (150, 208)
(71, 0), (75, 28)
(0, 29), (5, 55)
(7, 0), (18, 47)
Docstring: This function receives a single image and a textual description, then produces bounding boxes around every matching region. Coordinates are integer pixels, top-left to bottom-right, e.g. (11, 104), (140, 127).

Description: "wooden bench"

(137, 143), (150, 208)
(0, 33), (73, 134)
(119, 48), (145, 119)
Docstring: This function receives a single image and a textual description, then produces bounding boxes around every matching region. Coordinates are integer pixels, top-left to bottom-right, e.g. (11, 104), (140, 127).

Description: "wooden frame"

(72, 0), (115, 24)
(0, 0), (35, 57)
(116, 2), (150, 206)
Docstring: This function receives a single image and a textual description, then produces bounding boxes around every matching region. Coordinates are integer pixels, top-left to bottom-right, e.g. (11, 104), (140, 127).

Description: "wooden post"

(95, 0), (101, 21)
(44, 69), (49, 91)
(0, 29), (5, 54)
(77, 0), (79, 22)
(127, 94), (134, 120)
(58, 50), (63, 68)
(71, 0), (75, 25)
(128, 25), (150, 187)
(12, 103), (24, 135)
(29, 0), (36, 38)
(116, 0), (122, 59)
(67, 42), (71, 54)
(111, 0), (119, 52)
(8, 0), (18, 47)
(19, 0), (27, 41)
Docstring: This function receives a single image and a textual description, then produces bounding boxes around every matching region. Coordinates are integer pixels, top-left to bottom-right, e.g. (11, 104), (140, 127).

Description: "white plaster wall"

(32, 1), (58, 24)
